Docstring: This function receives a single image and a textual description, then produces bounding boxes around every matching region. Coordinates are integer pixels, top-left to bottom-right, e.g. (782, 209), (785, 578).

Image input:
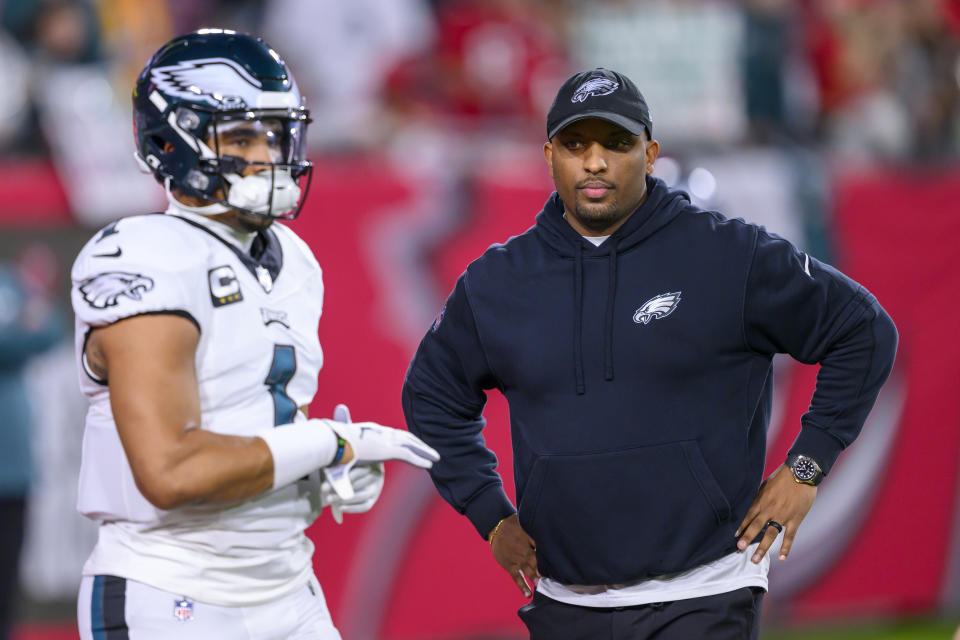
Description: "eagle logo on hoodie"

(633, 292), (681, 325)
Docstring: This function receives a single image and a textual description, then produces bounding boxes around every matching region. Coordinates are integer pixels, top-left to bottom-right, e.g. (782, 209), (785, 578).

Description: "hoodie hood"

(532, 176), (690, 393)
(533, 175), (690, 257)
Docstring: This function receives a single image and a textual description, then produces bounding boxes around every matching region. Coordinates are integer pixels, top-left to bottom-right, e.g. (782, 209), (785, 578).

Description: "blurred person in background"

(402, 67), (898, 639)
(0, 0), (168, 224)
(419, 0), (565, 129)
(890, 0), (960, 160)
(0, 28), (31, 154)
(383, 0), (566, 136)
(70, 29), (437, 639)
(0, 249), (63, 640)
(261, 0), (435, 151)
(0, 0), (102, 156)
(359, 0), (569, 351)
(803, 0), (960, 163)
(563, 0), (746, 147)
(742, 0), (795, 143)
(96, 0), (173, 95)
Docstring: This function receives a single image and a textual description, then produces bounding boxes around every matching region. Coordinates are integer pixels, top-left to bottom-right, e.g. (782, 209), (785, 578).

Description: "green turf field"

(762, 618), (958, 640)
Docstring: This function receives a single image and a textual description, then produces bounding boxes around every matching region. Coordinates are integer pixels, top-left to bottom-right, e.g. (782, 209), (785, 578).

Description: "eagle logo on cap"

(572, 78), (619, 103)
(633, 292), (681, 325)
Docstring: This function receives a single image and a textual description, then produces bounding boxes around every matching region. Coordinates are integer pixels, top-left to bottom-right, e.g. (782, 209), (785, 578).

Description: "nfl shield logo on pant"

(174, 598), (194, 621)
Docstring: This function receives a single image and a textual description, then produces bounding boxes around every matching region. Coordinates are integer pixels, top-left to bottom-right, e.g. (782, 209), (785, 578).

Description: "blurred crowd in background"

(0, 0), (958, 248)
(1, 0), (959, 163)
(0, 0), (960, 162)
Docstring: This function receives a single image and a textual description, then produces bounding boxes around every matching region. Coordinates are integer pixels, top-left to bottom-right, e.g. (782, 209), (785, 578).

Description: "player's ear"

(644, 138), (659, 175)
(543, 142), (555, 180)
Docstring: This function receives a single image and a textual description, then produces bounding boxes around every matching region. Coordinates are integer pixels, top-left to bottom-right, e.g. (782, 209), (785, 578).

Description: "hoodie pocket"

(518, 440), (731, 585)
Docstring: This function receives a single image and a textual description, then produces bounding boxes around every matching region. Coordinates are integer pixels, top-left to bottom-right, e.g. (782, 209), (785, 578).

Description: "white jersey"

(71, 209), (325, 606)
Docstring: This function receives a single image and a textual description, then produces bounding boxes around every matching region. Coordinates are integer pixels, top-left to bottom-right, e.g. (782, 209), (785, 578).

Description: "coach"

(401, 68), (897, 639)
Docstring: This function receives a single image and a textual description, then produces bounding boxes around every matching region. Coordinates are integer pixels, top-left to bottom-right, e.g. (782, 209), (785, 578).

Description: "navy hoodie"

(402, 176), (897, 586)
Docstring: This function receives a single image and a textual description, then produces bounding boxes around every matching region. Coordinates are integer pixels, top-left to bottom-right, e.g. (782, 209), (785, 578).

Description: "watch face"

(794, 458), (817, 481)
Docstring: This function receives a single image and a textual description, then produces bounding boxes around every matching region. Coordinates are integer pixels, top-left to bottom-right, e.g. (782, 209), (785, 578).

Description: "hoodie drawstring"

(573, 240), (618, 393)
(604, 243), (617, 381)
(573, 241), (585, 394)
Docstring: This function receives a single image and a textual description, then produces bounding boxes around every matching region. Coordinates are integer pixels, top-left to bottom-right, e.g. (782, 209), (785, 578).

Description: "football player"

(71, 29), (438, 639)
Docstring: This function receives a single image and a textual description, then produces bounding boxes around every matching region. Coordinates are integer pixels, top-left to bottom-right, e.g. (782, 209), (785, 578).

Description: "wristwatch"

(785, 453), (824, 486)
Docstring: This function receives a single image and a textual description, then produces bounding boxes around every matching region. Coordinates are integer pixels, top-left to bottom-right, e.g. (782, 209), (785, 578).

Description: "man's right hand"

(489, 514), (539, 598)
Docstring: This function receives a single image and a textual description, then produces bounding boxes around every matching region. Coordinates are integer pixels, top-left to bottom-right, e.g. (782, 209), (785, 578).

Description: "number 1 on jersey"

(265, 345), (297, 426)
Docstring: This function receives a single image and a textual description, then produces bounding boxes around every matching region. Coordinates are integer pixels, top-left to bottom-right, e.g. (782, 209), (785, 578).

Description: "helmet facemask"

(183, 108), (313, 221)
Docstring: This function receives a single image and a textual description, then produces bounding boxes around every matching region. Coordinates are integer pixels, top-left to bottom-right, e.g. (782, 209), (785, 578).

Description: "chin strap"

(164, 171), (299, 218)
(164, 177), (232, 215)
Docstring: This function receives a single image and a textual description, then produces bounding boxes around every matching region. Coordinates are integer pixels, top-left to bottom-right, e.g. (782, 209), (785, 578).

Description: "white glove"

(324, 403), (439, 501)
(321, 462), (385, 524)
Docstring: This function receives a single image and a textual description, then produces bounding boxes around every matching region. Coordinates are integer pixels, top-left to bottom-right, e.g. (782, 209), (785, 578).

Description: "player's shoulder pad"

(71, 215), (214, 325)
(72, 214), (210, 283)
(271, 222), (322, 274)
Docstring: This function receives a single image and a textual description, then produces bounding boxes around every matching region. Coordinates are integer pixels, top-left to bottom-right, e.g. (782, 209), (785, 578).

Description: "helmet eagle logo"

(633, 291), (682, 325)
(150, 57), (263, 109)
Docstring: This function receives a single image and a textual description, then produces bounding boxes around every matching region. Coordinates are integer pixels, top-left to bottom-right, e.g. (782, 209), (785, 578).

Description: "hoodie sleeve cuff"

(464, 483), (517, 540)
(787, 423), (846, 475)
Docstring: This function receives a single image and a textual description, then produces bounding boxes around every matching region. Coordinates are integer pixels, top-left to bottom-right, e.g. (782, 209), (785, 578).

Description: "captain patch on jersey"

(208, 265), (243, 307)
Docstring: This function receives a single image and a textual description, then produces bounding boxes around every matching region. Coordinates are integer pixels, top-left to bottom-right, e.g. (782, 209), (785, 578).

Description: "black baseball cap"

(546, 68), (652, 140)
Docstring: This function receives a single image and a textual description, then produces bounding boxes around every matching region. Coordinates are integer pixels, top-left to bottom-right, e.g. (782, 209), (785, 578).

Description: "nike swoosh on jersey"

(93, 247), (123, 258)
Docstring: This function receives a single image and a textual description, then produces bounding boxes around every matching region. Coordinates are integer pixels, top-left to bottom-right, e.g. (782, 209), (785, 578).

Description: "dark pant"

(518, 587), (764, 640)
(0, 497), (26, 640)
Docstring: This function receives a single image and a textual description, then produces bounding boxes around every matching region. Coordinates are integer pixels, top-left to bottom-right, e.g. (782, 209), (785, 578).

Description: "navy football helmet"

(133, 29), (312, 219)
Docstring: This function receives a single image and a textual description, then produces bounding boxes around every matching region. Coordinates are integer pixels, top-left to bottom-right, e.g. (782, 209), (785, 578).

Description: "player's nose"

(582, 142), (608, 173)
(243, 142), (278, 174)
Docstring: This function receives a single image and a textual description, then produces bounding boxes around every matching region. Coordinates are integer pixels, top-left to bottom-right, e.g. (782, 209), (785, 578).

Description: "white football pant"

(77, 573), (341, 639)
